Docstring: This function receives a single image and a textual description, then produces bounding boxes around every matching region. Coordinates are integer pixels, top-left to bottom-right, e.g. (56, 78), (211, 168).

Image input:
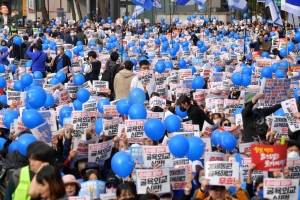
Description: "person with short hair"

(49, 46), (71, 73)
(114, 60), (136, 99)
(36, 32), (44, 46)
(0, 5), (17, 28)
(85, 50), (101, 83)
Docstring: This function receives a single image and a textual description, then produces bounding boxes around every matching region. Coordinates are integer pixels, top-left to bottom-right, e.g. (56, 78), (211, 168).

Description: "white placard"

(142, 146), (174, 168)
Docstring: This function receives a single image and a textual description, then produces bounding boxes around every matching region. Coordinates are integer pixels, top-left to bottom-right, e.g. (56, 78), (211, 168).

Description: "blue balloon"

(155, 61), (166, 74)
(8, 141), (18, 153)
(168, 135), (189, 158)
(42, 44), (49, 50)
(73, 99), (83, 111)
(234, 108), (243, 119)
(231, 73), (243, 85)
(0, 138), (5, 151)
(217, 131), (232, 146)
(26, 86), (47, 109)
(144, 118), (165, 140)
(33, 71), (43, 79)
(221, 47), (227, 52)
(76, 88), (90, 103)
(178, 60), (186, 68)
(13, 36), (22, 45)
(116, 98), (131, 115)
(0, 77), (6, 88)
(271, 63), (279, 72)
(279, 48), (287, 57)
(175, 18), (179, 23)
(76, 41), (83, 46)
(280, 60), (289, 69)
(0, 95), (7, 106)
(165, 61), (173, 69)
(241, 67), (252, 76)
(49, 78), (60, 85)
(288, 42), (295, 52)
(176, 105), (187, 118)
(214, 66), (222, 72)
(55, 71), (66, 83)
(260, 67), (273, 78)
(274, 108), (285, 116)
(3, 110), (19, 128)
(242, 74), (251, 87)
(294, 88), (300, 101)
(155, 38), (161, 45)
(261, 52), (269, 58)
(0, 64), (5, 73)
(220, 133), (237, 150)
(164, 114), (181, 133)
(8, 64), (16, 73)
(17, 134), (37, 156)
(200, 45), (207, 53)
(189, 66), (196, 75)
(44, 94), (54, 109)
(59, 106), (72, 120)
(211, 129), (221, 146)
(186, 136), (205, 161)
(97, 99), (110, 114)
(128, 104), (147, 119)
(74, 74), (85, 86)
(129, 88), (146, 105)
(295, 32), (300, 41)
(22, 109), (45, 129)
(192, 76), (205, 90)
(275, 69), (285, 78)
(21, 74), (33, 87)
(95, 118), (103, 135)
(111, 152), (134, 178)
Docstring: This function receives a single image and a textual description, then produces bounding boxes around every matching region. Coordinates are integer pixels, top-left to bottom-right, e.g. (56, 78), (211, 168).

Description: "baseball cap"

(106, 175), (120, 185)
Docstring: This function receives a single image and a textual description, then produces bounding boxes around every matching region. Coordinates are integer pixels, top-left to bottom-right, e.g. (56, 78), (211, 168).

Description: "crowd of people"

(0, 3), (299, 200)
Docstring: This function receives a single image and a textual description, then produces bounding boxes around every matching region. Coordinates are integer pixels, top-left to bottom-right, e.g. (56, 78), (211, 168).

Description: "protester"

(85, 50), (101, 83)
(62, 174), (81, 196)
(49, 46), (72, 73)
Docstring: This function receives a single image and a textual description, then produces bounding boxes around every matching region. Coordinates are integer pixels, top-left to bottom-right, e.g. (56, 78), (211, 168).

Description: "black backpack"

(101, 64), (122, 93)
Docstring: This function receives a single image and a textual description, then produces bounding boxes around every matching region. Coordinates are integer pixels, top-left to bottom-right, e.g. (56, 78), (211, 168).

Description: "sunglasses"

(106, 183), (118, 189)
(223, 122), (231, 127)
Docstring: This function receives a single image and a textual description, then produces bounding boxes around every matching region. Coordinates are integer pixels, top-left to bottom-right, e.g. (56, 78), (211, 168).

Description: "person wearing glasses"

(106, 175), (120, 194)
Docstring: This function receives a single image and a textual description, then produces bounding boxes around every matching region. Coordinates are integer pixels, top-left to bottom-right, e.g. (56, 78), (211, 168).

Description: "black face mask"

(180, 106), (186, 112)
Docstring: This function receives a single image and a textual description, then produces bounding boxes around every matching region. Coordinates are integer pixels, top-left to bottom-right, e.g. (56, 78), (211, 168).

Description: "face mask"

(258, 190), (263, 197)
(57, 50), (61, 55)
(180, 106), (186, 112)
(106, 188), (117, 194)
(70, 33), (74, 35)
(100, 69), (104, 74)
(213, 119), (220, 124)
(12, 23), (15, 26)
(288, 151), (300, 158)
(78, 162), (86, 171)
(255, 30), (258, 33)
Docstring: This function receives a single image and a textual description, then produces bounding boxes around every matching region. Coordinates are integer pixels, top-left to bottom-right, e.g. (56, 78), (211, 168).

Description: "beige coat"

(114, 69), (136, 100)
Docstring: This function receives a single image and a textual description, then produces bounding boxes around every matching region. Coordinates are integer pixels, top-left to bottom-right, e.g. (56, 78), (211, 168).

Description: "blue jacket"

(0, 52), (9, 65)
(26, 46), (50, 72)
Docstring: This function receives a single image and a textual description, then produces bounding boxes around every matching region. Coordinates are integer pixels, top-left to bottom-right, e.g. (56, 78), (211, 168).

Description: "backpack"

(101, 64), (121, 93)
(252, 109), (268, 140)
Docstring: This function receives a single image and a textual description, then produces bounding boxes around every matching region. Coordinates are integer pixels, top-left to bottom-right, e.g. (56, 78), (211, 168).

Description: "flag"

(153, 0), (162, 8)
(132, 0), (153, 10)
(281, 0), (300, 17)
(195, 0), (207, 6)
(132, 5), (145, 19)
(228, 0), (248, 11)
(266, 0), (283, 26)
(288, 13), (300, 28)
(198, 4), (205, 12)
(176, 0), (195, 6)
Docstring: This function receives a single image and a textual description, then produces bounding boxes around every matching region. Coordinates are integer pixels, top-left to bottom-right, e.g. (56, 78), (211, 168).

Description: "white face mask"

(106, 188), (117, 194)
(70, 33), (75, 36)
(213, 119), (220, 125)
(288, 151), (299, 159)
(100, 69), (104, 74)
(57, 50), (61, 55)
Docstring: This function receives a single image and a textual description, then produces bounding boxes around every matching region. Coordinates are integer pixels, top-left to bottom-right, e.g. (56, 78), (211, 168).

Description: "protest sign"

(180, 77), (193, 89)
(102, 118), (120, 136)
(178, 69), (192, 80)
(82, 101), (97, 112)
(40, 110), (57, 132)
(179, 124), (200, 133)
(71, 129), (86, 140)
(210, 72), (224, 82)
(175, 88), (190, 98)
(193, 91), (205, 106)
(88, 140), (113, 162)
(66, 86), (79, 98)
(82, 81), (93, 93)
(202, 138), (212, 157)
(136, 70), (153, 84)
(263, 179), (298, 200)
(251, 144), (287, 171)
(154, 74), (167, 87)
(73, 136), (98, 155)
(204, 152), (226, 163)
(70, 60), (82, 73)
(72, 111), (91, 130)
(125, 120), (146, 138)
(281, 98), (300, 132)
(58, 89), (70, 105)
(68, 197), (89, 200)
(169, 168), (188, 190)
(136, 168), (170, 194)
(30, 122), (52, 143)
(239, 142), (258, 156)
(147, 111), (164, 121)
(271, 116), (289, 140)
(224, 99), (244, 115)
(259, 78), (291, 107)
(286, 158), (300, 179)
(6, 91), (25, 106)
(202, 121), (219, 137)
(131, 146), (144, 169)
(103, 105), (119, 118)
(173, 132), (200, 138)
(149, 96), (166, 109)
(205, 161), (239, 186)
(99, 193), (117, 200)
(78, 180), (106, 198)
(210, 99), (224, 113)
(44, 83), (64, 94)
(235, 114), (243, 126)
(142, 146), (174, 168)
(93, 80), (109, 93)
(173, 157), (192, 171)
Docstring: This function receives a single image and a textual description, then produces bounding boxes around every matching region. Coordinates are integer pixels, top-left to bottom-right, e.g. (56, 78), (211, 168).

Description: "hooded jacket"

(114, 69), (136, 100)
